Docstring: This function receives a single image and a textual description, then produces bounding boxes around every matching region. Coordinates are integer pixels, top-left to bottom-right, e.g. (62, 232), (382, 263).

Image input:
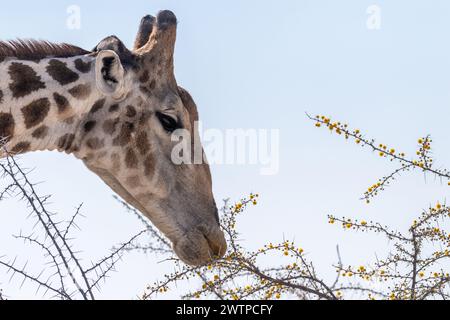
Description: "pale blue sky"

(1, 1), (449, 299)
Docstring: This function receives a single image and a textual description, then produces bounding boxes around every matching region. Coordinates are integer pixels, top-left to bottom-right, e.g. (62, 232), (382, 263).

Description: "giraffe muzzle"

(172, 226), (227, 266)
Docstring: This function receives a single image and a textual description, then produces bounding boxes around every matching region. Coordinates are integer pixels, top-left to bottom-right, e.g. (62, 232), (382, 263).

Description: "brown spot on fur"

(126, 105), (137, 117)
(84, 120), (96, 132)
(21, 98), (50, 129)
(57, 133), (75, 151)
(8, 62), (46, 98)
(139, 70), (149, 83)
(109, 104), (119, 112)
(113, 122), (134, 146)
(90, 98), (106, 114)
(0, 89), (3, 104)
(149, 79), (156, 90)
(102, 118), (119, 135)
(136, 131), (150, 155)
(53, 92), (70, 113)
(125, 148), (138, 168)
(143, 154), (155, 176)
(86, 137), (104, 149)
(11, 141), (30, 153)
(138, 111), (152, 125)
(46, 59), (79, 85)
(31, 125), (49, 139)
(126, 175), (141, 188)
(139, 85), (151, 96)
(74, 58), (92, 73)
(0, 112), (14, 141)
(68, 84), (91, 100)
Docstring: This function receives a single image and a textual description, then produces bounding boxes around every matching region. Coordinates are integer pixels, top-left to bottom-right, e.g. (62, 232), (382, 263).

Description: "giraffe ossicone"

(0, 10), (226, 266)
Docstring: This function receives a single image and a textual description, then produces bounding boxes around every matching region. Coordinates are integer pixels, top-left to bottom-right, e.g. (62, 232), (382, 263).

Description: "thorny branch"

(137, 114), (449, 300)
(0, 152), (147, 300)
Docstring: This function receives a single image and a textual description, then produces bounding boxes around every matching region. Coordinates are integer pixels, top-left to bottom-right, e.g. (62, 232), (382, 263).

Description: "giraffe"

(0, 10), (226, 266)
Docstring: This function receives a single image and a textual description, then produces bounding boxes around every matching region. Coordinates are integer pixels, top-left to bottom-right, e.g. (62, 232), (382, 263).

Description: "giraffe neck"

(0, 55), (104, 156)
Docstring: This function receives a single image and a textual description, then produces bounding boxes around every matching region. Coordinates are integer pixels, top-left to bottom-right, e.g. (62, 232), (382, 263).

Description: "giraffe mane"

(0, 39), (90, 60)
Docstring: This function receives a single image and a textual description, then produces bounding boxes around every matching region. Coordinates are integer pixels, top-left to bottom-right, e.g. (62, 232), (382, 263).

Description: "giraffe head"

(75, 11), (226, 265)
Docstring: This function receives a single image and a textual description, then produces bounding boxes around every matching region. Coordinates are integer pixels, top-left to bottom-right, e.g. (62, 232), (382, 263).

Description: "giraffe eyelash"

(156, 112), (181, 133)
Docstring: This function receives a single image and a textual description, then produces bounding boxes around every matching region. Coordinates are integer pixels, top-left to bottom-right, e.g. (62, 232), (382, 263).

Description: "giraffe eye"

(156, 112), (180, 133)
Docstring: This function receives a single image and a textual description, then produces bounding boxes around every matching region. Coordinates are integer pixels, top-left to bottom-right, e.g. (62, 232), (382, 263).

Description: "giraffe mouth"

(204, 230), (228, 260)
(173, 227), (227, 266)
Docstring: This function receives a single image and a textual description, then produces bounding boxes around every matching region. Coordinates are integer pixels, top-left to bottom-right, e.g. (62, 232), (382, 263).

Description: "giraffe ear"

(95, 50), (126, 100)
